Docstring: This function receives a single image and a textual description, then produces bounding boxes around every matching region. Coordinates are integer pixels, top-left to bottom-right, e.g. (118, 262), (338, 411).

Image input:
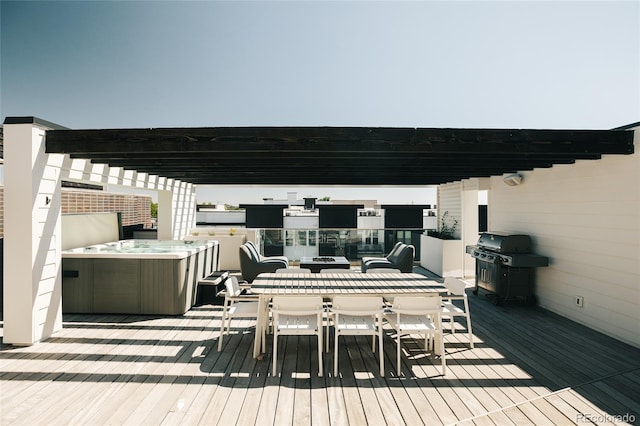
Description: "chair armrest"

(388, 307), (442, 316)
(361, 259), (392, 272)
(442, 295), (465, 302)
(331, 308), (383, 316)
(362, 257), (388, 264)
(272, 308), (324, 316)
(229, 294), (259, 301)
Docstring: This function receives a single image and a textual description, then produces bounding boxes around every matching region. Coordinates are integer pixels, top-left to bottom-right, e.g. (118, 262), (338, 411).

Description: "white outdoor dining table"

(249, 272), (447, 359)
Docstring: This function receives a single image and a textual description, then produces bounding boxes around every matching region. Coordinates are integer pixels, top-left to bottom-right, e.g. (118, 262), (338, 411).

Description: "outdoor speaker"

(503, 173), (523, 186)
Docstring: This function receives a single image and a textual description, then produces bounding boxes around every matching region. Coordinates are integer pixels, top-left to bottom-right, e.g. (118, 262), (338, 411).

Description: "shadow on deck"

(1, 267), (638, 425)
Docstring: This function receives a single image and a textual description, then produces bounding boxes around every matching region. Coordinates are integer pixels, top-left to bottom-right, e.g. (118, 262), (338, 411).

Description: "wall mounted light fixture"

(503, 173), (523, 186)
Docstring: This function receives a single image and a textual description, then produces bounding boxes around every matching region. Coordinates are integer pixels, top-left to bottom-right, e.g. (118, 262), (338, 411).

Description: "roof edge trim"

(3, 116), (69, 130)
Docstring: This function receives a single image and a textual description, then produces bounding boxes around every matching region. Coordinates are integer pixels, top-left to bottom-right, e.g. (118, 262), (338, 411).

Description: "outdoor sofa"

(360, 242), (415, 273)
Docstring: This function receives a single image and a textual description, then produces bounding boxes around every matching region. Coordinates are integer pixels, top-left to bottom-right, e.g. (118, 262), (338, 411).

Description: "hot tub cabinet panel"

(94, 259), (141, 314)
(62, 258), (94, 313)
(139, 257), (197, 315)
(62, 240), (218, 315)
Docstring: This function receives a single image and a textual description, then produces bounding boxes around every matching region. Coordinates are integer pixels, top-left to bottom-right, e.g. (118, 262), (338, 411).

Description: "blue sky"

(2, 1), (638, 205)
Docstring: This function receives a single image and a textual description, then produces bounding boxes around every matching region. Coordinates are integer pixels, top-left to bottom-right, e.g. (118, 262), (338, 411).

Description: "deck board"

(2, 273), (640, 426)
(293, 336), (313, 426)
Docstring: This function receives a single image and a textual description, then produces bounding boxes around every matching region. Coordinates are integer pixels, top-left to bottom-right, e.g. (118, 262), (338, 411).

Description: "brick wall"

(61, 190), (153, 228)
(0, 187), (152, 239)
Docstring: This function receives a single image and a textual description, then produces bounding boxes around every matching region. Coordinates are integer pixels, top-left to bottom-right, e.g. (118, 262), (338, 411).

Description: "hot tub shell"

(62, 240), (219, 315)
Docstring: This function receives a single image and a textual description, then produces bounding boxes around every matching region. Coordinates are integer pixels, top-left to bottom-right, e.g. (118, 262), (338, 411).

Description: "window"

(297, 231), (307, 246)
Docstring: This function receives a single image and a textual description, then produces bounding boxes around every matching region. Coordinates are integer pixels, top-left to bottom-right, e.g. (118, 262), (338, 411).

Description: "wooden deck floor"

(1, 272), (639, 425)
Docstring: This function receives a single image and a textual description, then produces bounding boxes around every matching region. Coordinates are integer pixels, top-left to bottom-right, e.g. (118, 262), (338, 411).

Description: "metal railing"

(256, 228), (428, 262)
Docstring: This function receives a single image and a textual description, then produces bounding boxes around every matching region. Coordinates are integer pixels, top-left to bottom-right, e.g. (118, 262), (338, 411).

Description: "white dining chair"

(318, 268), (358, 348)
(331, 296), (385, 377)
(271, 296), (325, 376)
(441, 277), (474, 348)
(217, 276), (264, 352)
(385, 295), (446, 376)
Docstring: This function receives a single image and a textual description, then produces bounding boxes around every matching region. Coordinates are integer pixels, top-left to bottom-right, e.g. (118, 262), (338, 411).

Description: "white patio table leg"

(253, 295), (269, 359)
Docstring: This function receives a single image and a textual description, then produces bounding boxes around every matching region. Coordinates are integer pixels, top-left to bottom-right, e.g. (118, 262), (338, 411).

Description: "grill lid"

(476, 232), (532, 253)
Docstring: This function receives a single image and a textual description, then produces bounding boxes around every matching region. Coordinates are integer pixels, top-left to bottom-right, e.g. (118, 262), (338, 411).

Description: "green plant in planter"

(208, 231), (216, 236)
(427, 211), (459, 240)
(191, 231), (200, 236)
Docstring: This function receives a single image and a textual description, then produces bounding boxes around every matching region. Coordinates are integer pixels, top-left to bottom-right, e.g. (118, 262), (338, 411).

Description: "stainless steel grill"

(466, 232), (549, 305)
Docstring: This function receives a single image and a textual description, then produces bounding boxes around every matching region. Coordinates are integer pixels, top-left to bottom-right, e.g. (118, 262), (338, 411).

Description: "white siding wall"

(436, 181), (480, 277)
(4, 124), (64, 344)
(437, 182), (462, 239)
(488, 129), (640, 348)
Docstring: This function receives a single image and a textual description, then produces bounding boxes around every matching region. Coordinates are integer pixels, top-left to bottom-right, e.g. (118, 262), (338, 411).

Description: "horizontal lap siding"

(438, 182), (462, 239)
(488, 130), (640, 348)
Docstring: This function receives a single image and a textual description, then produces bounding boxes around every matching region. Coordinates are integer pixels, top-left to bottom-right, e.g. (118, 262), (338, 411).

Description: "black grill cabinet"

(466, 232), (549, 305)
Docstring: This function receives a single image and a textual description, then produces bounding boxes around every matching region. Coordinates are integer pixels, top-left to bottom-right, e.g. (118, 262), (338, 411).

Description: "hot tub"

(62, 240), (219, 315)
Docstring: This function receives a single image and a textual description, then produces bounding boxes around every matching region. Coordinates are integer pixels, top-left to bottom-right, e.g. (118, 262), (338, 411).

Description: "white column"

(157, 189), (175, 240)
(462, 184), (479, 278)
(159, 180), (197, 240)
(4, 121), (64, 345)
(175, 182), (197, 238)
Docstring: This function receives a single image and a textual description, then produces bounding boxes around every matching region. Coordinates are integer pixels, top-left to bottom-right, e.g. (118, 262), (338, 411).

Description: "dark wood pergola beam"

(110, 160), (561, 172)
(45, 126), (634, 185)
(73, 151), (603, 161)
(157, 175), (490, 185)
(48, 127), (633, 155)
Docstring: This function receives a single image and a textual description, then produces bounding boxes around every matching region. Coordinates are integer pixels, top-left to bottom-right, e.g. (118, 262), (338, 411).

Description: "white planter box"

(420, 234), (463, 277)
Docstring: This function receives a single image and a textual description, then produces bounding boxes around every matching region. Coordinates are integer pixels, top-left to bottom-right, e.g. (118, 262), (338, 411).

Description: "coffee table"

(299, 256), (351, 273)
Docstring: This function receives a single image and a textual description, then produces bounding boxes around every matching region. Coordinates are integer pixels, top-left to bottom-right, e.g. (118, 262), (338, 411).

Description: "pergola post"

(157, 188), (175, 240)
(462, 181), (481, 278)
(3, 119), (64, 345)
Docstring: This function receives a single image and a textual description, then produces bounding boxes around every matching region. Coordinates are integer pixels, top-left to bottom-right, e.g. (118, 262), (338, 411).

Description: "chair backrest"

(444, 277), (467, 296)
(276, 268), (312, 274)
(244, 241), (262, 261)
(320, 268), (358, 273)
(386, 244), (404, 262)
(365, 268), (401, 274)
(387, 244), (414, 272)
(239, 243), (255, 263)
(386, 242), (404, 259)
(224, 276), (243, 297)
(391, 296), (441, 314)
(332, 296), (383, 313)
(271, 296), (324, 313)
